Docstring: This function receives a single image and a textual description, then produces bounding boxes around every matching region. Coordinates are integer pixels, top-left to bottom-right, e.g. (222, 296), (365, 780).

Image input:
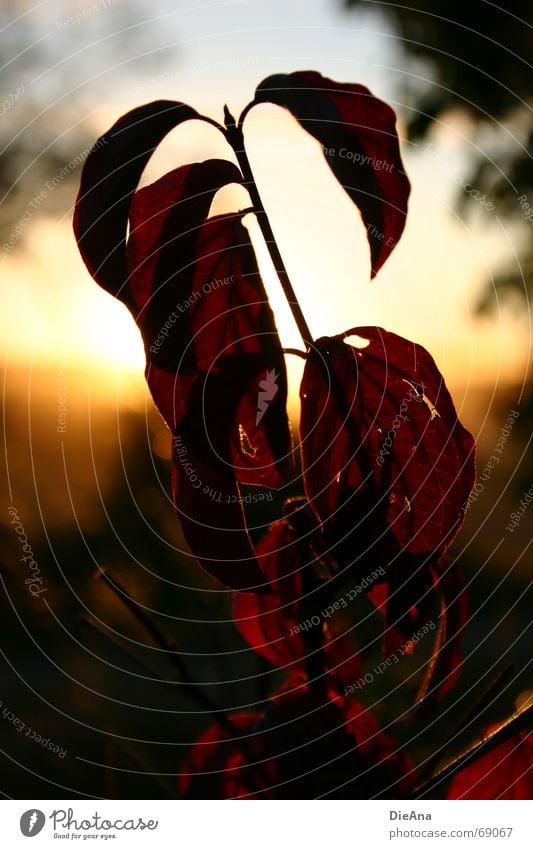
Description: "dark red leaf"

(126, 164), (291, 589)
(416, 559), (469, 705)
(447, 733), (533, 799)
(126, 160), (242, 331)
(379, 555), (433, 656)
(74, 100), (212, 305)
(232, 520), (305, 666)
(340, 692), (414, 797)
(179, 712), (269, 799)
(233, 520), (362, 686)
(261, 684), (411, 798)
(181, 684), (413, 798)
(254, 71), (410, 276)
(300, 328), (476, 573)
(366, 556), (468, 702)
(128, 163), (291, 489)
(169, 409), (271, 592)
(299, 328), (474, 670)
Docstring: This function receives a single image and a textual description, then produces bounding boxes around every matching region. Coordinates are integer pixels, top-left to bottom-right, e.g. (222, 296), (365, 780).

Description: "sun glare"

(1, 113), (527, 401)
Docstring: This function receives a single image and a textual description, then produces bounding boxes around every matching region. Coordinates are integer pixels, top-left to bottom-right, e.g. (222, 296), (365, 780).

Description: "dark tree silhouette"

(345, 0), (533, 309)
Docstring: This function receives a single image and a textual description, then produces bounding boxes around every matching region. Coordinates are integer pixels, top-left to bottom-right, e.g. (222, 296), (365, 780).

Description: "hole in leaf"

(343, 334), (371, 350)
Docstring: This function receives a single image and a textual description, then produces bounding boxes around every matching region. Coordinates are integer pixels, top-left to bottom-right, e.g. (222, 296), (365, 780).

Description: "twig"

(96, 569), (272, 794)
(411, 700), (533, 797)
(413, 664), (515, 788)
(224, 104), (313, 348)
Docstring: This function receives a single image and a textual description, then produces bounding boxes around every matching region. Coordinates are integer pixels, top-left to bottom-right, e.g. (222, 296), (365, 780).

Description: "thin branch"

(81, 613), (171, 685)
(411, 700), (533, 798)
(224, 104), (313, 348)
(283, 347), (308, 359)
(96, 569), (272, 794)
(413, 664), (515, 789)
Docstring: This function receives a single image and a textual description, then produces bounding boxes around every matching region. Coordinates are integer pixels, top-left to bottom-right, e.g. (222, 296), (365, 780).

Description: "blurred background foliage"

(345, 0), (533, 310)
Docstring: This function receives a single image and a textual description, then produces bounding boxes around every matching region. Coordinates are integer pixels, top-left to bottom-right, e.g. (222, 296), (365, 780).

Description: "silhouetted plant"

(74, 71), (532, 799)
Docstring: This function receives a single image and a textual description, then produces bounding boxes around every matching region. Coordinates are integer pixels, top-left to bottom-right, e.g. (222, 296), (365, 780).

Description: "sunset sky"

(1, 0), (529, 406)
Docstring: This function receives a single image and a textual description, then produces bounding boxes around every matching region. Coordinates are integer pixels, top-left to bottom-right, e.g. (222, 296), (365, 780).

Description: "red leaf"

(74, 100), (209, 304)
(125, 163), (292, 589)
(366, 556), (468, 702)
(233, 520), (362, 686)
(380, 554), (436, 657)
(416, 559), (469, 706)
(181, 685), (413, 798)
(179, 712), (269, 799)
(254, 71), (410, 276)
(126, 160), (242, 330)
(232, 520), (305, 666)
(448, 733), (533, 799)
(341, 693), (414, 796)
(300, 328), (476, 573)
(261, 684), (409, 798)
(300, 329), (474, 673)
(128, 164), (292, 487)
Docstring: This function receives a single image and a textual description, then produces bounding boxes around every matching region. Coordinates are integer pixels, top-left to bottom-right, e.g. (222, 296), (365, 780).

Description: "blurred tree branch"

(344, 0), (533, 311)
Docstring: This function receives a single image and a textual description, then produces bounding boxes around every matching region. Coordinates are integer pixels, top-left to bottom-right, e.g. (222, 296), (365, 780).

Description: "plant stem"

(411, 700), (533, 798)
(413, 664), (515, 789)
(224, 105), (313, 349)
(285, 501), (327, 692)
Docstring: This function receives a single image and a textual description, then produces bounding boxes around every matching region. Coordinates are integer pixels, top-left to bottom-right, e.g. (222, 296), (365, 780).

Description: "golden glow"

(0, 110), (527, 406)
